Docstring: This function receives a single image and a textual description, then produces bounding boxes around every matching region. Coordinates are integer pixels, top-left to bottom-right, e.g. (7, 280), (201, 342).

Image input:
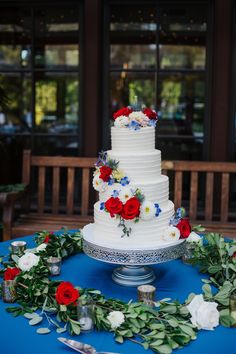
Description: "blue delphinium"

(128, 120), (141, 131)
(112, 190), (120, 198)
(120, 176), (130, 186)
(148, 119), (157, 128)
(108, 177), (115, 185)
(100, 202), (105, 210)
(154, 203), (162, 217)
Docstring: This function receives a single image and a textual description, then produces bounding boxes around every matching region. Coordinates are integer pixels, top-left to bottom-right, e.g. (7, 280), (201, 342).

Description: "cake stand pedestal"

(82, 224), (185, 287)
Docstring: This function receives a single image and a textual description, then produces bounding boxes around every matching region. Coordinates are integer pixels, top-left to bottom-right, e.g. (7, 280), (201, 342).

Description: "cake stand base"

(112, 265), (155, 286)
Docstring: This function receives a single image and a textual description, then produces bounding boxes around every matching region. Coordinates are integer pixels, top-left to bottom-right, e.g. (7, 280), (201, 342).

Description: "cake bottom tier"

(92, 200), (175, 249)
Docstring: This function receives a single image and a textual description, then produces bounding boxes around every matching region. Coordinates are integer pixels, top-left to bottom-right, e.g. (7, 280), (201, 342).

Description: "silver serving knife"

(57, 337), (122, 354)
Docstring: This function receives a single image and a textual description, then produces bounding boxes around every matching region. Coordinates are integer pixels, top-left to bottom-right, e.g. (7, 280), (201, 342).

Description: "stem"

(127, 338), (142, 346)
(17, 282), (28, 289)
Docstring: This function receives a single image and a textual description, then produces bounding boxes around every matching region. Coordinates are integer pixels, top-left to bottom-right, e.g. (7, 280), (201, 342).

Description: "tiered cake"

(84, 106), (184, 250)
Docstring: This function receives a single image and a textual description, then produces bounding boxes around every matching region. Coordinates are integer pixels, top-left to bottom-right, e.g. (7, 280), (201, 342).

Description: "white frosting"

(108, 150), (161, 181)
(99, 175), (169, 205)
(111, 126), (155, 153)
(93, 201), (174, 249)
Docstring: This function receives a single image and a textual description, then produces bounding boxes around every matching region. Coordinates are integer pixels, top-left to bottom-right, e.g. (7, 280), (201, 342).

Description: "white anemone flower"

(114, 115), (130, 128)
(162, 226), (180, 242)
(119, 187), (133, 203)
(140, 201), (156, 220)
(187, 231), (203, 244)
(107, 311), (125, 329)
(18, 252), (40, 272)
(36, 243), (47, 252)
(129, 111), (147, 123)
(92, 174), (107, 192)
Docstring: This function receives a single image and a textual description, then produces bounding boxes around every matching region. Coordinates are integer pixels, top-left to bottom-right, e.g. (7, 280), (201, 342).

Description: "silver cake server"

(57, 337), (122, 354)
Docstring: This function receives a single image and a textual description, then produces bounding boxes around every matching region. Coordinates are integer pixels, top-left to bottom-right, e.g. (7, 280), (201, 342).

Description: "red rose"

(4, 267), (21, 281)
(99, 165), (113, 182)
(55, 281), (80, 305)
(44, 234), (50, 243)
(121, 197), (141, 220)
(105, 197), (123, 217)
(113, 107), (133, 120)
(143, 108), (157, 120)
(176, 218), (191, 239)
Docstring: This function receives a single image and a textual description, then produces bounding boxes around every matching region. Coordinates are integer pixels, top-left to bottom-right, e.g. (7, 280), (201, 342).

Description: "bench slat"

(174, 171), (182, 208)
(190, 172), (198, 219)
(52, 167), (60, 214)
(221, 173), (229, 222)
(205, 172), (214, 220)
(81, 168), (90, 216)
(67, 167), (75, 215)
(38, 167), (45, 213)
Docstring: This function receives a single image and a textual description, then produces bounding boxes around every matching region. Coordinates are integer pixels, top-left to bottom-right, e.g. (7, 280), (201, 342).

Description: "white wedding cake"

(84, 106), (188, 250)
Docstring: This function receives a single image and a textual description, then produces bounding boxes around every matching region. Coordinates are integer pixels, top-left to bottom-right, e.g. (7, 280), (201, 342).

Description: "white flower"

(18, 252), (40, 272)
(92, 174), (107, 192)
(162, 226), (180, 242)
(187, 231), (203, 244)
(36, 243), (47, 252)
(187, 294), (219, 330)
(114, 115), (130, 128)
(129, 111), (147, 123)
(119, 187), (133, 203)
(140, 201), (156, 220)
(107, 311), (125, 329)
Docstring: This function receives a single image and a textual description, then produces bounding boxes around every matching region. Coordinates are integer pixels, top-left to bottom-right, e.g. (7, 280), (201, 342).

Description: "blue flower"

(108, 177), (115, 185)
(120, 176), (130, 186)
(154, 203), (162, 217)
(175, 207), (186, 219)
(112, 190), (120, 198)
(148, 119), (157, 128)
(128, 120), (141, 131)
(100, 202), (105, 210)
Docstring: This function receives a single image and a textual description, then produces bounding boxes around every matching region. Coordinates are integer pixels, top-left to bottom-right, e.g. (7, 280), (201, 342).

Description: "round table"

(0, 233), (235, 354)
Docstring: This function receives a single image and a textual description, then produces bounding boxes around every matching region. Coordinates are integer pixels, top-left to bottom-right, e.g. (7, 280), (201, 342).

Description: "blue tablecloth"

(0, 234), (235, 354)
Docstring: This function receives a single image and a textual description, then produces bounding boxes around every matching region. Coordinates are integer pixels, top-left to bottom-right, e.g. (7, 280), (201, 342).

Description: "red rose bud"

(113, 107), (133, 120)
(4, 267), (21, 281)
(55, 281), (80, 305)
(105, 197), (123, 217)
(121, 197), (141, 220)
(176, 218), (191, 239)
(99, 165), (113, 182)
(143, 108), (158, 120)
(44, 234), (50, 243)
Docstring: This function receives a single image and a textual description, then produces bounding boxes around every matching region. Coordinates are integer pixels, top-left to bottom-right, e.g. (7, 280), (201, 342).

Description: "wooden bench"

(162, 160), (236, 238)
(2, 150), (97, 241)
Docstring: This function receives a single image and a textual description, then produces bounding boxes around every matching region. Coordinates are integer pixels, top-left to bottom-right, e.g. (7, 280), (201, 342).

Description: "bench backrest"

(162, 160), (236, 223)
(22, 150), (97, 216)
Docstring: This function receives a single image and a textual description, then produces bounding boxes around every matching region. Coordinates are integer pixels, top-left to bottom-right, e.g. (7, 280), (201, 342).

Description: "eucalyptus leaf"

(29, 316), (43, 325)
(56, 327), (67, 334)
(24, 312), (38, 319)
(36, 327), (51, 334)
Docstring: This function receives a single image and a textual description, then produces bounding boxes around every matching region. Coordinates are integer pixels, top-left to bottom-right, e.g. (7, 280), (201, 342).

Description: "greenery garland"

(0, 230), (236, 354)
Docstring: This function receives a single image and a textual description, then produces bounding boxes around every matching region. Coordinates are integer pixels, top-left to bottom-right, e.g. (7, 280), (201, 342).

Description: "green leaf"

(115, 335), (124, 343)
(167, 319), (178, 327)
(208, 265), (222, 274)
(152, 344), (172, 354)
(142, 342), (149, 350)
(161, 305), (177, 314)
(220, 315), (233, 327)
(24, 312), (38, 319)
(36, 327), (51, 334)
(11, 254), (19, 263)
(202, 284), (212, 297)
(179, 324), (195, 337)
(56, 327), (67, 334)
(150, 340), (163, 347)
(69, 320), (81, 335)
(150, 323), (165, 330)
(29, 316), (43, 325)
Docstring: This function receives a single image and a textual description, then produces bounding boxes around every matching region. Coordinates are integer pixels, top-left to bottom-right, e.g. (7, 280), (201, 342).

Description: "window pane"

(0, 73), (32, 133)
(33, 135), (79, 155)
(110, 72), (156, 113)
(35, 73), (79, 133)
(0, 7), (32, 68)
(111, 44), (156, 69)
(34, 6), (79, 68)
(160, 45), (206, 70)
(158, 73), (205, 136)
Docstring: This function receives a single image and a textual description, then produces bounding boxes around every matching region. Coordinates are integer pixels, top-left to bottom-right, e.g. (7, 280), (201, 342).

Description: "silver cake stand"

(82, 224), (185, 287)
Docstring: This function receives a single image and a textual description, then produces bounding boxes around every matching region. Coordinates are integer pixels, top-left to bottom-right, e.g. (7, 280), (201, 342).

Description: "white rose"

(36, 243), (47, 252)
(140, 201), (156, 220)
(18, 252), (40, 272)
(162, 226), (180, 242)
(119, 187), (133, 203)
(187, 294), (219, 330)
(114, 115), (130, 128)
(107, 311), (125, 329)
(187, 231), (203, 244)
(92, 174), (107, 192)
(129, 111), (147, 123)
